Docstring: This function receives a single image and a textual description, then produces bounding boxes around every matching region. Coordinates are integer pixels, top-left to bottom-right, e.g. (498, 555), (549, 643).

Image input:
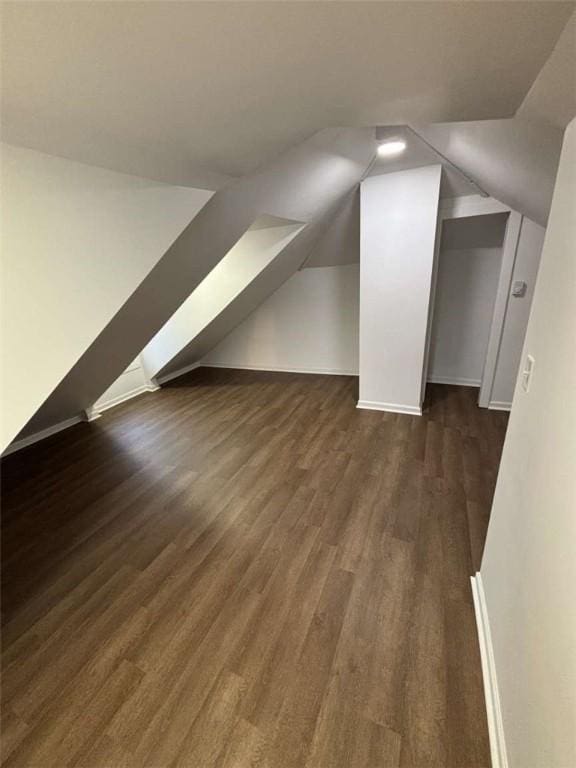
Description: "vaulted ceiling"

(1, 1), (573, 186)
(2, 2), (575, 452)
(517, 11), (576, 129)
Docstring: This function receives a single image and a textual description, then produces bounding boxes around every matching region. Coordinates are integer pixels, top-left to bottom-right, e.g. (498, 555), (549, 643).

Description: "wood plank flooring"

(1, 368), (508, 767)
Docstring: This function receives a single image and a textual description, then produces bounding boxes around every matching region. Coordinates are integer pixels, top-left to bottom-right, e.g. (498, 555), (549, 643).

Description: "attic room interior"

(0, 2), (574, 767)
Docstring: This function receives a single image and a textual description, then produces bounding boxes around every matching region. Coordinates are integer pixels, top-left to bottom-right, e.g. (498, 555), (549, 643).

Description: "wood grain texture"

(1, 368), (508, 767)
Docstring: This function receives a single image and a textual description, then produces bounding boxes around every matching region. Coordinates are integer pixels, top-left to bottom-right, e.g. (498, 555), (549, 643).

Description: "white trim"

(427, 374), (481, 387)
(202, 362), (359, 377)
(2, 415), (84, 457)
(356, 399), (422, 416)
(488, 401), (512, 412)
(94, 384), (156, 414)
(3, 380), (161, 456)
(428, 199), (520, 410)
(440, 195), (511, 220)
(421, 205), (444, 403)
(478, 212), (523, 408)
(471, 574), (509, 768)
(84, 405), (102, 422)
(156, 360), (204, 385)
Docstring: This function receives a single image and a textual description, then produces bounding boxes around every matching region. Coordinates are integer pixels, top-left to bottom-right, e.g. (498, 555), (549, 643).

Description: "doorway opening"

(426, 212), (509, 406)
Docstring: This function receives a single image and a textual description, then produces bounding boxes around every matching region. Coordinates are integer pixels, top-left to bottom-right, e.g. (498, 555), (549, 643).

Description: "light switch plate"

(521, 354), (535, 393)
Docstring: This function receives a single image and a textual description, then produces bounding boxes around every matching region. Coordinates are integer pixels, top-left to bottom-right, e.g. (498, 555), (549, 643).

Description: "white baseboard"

(3, 381), (162, 456)
(156, 361), (203, 385)
(471, 573), (508, 768)
(489, 401), (512, 412)
(202, 362), (359, 377)
(84, 405), (102, 422)
(94, 384), (156, 413)
(427, 374), (481, 387)
(2, 415), (85, 457)
(356, 399), (422, 416)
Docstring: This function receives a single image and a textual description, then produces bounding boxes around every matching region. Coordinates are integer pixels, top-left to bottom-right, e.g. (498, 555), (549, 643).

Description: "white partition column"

(358, 165), (442, 414)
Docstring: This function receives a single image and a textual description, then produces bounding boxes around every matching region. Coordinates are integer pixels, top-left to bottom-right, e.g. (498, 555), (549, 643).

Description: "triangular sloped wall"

(0, 143), (214, 452)
(142, 220), (305, 379)
(14, 127), (374, 444)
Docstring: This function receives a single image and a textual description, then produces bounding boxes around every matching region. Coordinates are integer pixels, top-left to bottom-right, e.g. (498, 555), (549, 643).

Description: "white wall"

(428, 214), (506, 386)
(489, 217), (545, 407)
(358, 165), (442, 414)
(21, 127), (374, 439)
(419, 118), (563, 226)
(142, 221), (304, 378)
(304, 188), (360, 268)
(203, 264), (359, 375)
(480, 119), (576, 767)
(93, 356), (151, 412)
(0, 143), (212, 451)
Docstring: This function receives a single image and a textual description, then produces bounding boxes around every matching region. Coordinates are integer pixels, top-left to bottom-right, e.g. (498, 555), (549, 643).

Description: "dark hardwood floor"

(1, 368), (508, 767)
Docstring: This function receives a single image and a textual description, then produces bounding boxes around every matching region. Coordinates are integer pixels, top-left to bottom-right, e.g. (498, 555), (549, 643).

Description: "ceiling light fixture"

(377, 140), (407, 157)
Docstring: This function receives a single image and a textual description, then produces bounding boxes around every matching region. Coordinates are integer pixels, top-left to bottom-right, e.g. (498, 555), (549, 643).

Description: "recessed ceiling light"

(377, 140), (407, 157)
